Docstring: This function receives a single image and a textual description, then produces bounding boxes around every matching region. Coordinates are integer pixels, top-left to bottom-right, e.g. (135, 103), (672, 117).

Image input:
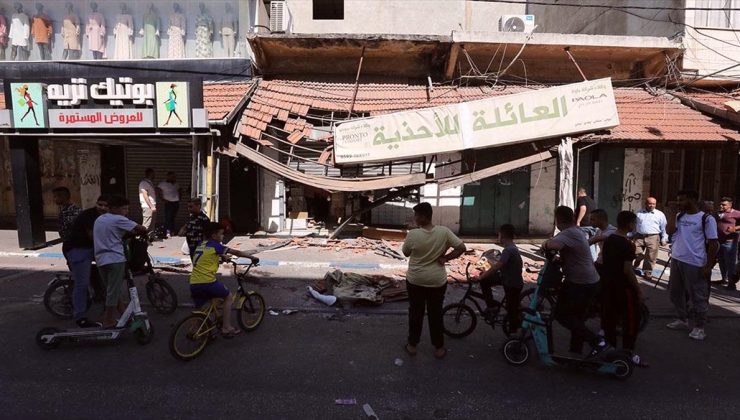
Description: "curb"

(0, 251), (407, 271)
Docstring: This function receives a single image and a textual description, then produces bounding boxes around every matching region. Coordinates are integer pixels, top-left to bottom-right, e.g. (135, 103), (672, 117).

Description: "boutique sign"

(4, 77), (191, 130)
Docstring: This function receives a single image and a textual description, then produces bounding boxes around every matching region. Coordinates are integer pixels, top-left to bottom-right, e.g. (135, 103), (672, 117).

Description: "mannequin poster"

(11, 83), (46, 128)
(156, 82), (189, 128)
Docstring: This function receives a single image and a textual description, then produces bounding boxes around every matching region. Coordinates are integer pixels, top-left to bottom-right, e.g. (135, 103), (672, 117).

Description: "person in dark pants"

(601, 210), (647, 367)
(474, 224), (523, 332)
(543, 206), (608, 358)
(402, 202), (466, 359)
(157, 171), (182, 237)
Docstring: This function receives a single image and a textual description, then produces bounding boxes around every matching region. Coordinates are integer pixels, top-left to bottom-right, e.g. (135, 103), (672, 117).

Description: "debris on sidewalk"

(311, 270), (407, 305)
(281, 309), (298, 315)
(254, 237), (406, 259)
(394, 358), (404, 367)
(335, 399), (357, 406)
(308, 285), (337, 306)
(268, 310), (280, 316)
(363, 403), (379, 419)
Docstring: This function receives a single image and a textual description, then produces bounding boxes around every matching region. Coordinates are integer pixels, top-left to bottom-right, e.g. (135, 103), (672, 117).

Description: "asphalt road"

(3, 292), (740, 419)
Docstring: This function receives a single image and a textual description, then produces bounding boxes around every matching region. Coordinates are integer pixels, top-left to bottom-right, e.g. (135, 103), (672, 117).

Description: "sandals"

(434, 347), (448, 359)
(403, 343), (418, 356)
(221, 328), (242, 339)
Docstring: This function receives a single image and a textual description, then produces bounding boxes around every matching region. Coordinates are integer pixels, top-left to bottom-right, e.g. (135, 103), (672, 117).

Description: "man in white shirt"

(138, 168), (157, 230)
(588, 208), (617, 266)
(666, 190), (719, 341)
(157, 171), (181, 237)
(633, 197), (668, 281)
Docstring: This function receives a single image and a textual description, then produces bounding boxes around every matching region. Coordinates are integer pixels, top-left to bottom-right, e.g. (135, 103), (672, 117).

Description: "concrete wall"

(621, 147), (646, 212)
(527, 157), (557, 235)
(527, 0), (683, 37)
(283, 0), (524, 35)
(259, 147), (284, 233)
(0, 0), (248, 61)
(683, 0), (740, 79)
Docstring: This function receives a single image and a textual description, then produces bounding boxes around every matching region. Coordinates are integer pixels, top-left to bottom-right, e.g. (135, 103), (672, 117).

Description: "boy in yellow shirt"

(190, 222), (258, 337)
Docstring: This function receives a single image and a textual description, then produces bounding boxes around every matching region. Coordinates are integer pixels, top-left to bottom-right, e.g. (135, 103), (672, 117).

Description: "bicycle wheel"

(43, 277), (74, 319)
(519, 288), (556, 315)
(169, 313), (211, 361)
(237, 292), (266, 332)
(605, 351), (634, 380)
(146, 276), (178, 314)
(441, 303), (477, 338)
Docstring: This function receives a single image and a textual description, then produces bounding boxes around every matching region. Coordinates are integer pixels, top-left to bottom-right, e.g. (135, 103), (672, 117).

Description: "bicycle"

(169, 257), (266, 361)
(43, 232), (178, 318)
(442, 255), (515, 338)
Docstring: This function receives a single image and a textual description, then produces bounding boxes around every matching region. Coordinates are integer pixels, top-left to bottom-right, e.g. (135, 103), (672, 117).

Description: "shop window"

(313, 0), (344, 20)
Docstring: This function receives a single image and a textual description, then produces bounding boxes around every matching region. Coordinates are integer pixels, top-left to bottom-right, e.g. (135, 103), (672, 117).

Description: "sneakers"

(689, 328), (706, 341)
(666, 319), (690, 330)
(587, 341), (611, 359)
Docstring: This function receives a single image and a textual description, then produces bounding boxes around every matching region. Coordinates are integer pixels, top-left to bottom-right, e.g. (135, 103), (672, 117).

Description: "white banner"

(0, 110), (10, 129)
(333, 78), (620, 164)
(49, 109), (155, 128)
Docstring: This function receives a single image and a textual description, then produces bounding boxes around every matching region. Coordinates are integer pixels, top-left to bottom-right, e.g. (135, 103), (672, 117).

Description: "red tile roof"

(203, 82), (254, 121)
(239, 79), (740, 144)
(674, 88), (740, 111)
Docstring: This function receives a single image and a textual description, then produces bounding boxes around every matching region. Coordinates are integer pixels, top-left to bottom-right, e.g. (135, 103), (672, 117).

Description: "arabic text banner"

(49, 109), (155, 128)
(333, 78), (620, 164)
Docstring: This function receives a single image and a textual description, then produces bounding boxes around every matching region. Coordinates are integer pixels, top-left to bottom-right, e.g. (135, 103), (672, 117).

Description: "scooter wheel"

(134, 322), (155, 345)
(605, 353), (634, 380)
(36, 327), (61, 350)
(502, 338), (530, 366)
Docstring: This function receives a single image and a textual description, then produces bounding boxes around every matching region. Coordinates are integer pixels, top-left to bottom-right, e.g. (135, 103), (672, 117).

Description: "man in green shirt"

(402, 202), (466, 359)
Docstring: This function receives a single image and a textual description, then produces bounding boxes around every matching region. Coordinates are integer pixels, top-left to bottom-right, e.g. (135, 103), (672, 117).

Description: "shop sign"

(49, 109), (155, 128)
(6, 78), (192, 129)
(0, 110), (11, 128)
(333, 78), (620, 164)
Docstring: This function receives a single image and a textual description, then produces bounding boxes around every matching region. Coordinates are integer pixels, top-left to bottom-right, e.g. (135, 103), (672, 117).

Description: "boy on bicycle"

(473, 224), (524, 331)
(190, 222), (258, 338)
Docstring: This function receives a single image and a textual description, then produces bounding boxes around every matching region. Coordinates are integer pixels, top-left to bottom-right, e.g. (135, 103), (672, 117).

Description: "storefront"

(0, 61), (248, 248)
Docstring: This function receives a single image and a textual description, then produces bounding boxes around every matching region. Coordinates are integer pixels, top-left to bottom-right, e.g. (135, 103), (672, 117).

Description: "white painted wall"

(528, 158), (557, 235)
(621, 148), (646, 212)
(683, 0), (740, 79)
(282, 0), (524, 35)
(259, 147), (284, 232)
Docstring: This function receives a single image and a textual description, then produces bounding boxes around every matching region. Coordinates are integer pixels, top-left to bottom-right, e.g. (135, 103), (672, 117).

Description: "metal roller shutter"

(125, 146), (193, 230)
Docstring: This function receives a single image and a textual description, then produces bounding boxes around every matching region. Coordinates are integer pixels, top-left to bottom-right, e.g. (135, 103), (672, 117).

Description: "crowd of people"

(401, 188), (739, 363)
(52, 168), (239, 330)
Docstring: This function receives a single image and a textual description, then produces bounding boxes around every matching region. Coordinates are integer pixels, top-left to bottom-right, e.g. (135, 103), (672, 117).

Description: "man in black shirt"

(576, 187), (596, 227)
(601, 210), (646, 366)
(62, 195), (109, 327)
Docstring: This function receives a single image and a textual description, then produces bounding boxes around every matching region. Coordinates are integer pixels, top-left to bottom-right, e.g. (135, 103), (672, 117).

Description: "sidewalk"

(1, 230), (739, 318)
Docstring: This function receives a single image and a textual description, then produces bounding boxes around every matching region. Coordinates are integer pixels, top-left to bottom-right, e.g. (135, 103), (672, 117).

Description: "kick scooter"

(502, 251), (635, 380)
(36, 268), (154, 349)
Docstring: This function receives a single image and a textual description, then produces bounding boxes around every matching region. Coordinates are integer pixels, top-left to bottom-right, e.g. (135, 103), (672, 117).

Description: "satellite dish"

(503, 16), (526, 32)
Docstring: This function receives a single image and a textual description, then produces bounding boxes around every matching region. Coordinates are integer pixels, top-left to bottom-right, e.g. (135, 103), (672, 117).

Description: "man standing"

(543, 206), (608, 357)
(588, 208), (617, 268)
(633, 197), (669, 281)
(576, 187), (596, 227)
(179, 198), (211, 260)
(666, 190), (718, 341)
(94, 196), (147, 327)
(157, 171), (181, 237)
(138, 168), (157, 230)
(52, 187), (81, 242)
(717, 197), (740, 290)
(402, 202), (466, 359)
(62, 195), (109, 328)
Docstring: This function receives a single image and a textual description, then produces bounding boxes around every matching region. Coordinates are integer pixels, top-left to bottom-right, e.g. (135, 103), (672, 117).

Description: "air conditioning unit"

(270, 1), (290, 33)
(499, 15), (535, 33)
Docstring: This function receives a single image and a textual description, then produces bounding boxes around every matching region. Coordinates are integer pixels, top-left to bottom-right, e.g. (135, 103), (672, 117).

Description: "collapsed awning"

(232, 143), (426, 192)
(436, 150), (555, 191)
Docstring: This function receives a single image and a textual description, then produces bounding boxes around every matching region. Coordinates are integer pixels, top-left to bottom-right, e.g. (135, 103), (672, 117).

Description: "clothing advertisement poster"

(11, 83), (45, 128)
(156, 82), (190, 128)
